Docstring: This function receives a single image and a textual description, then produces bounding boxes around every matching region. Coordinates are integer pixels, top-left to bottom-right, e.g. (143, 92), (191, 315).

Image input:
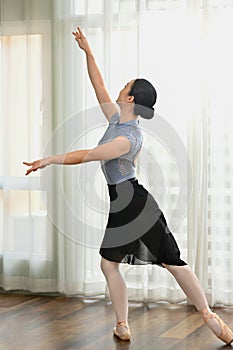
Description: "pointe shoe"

(113, 320), (131, 341)
(202, 308), (233, 345)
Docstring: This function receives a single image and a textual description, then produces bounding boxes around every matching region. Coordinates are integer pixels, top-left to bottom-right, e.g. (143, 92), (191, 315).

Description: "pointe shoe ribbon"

(201, 308), (233, 345)
(113, 320), (131, 341)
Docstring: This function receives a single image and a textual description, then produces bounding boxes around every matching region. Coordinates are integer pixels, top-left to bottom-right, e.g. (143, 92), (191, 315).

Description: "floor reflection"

(113, 335), (132, 350)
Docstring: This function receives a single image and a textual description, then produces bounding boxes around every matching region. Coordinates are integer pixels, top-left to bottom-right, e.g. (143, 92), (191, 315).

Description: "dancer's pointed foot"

(113, 320), (131, 341)
(201, 308), (233, 345)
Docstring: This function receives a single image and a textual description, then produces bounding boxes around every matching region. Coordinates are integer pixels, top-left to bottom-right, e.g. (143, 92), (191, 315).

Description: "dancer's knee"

(100, 257), (119, 276)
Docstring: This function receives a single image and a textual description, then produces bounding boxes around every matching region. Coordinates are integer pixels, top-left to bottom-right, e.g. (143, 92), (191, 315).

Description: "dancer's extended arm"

(72, 27), (118, 121)
(23, 136), (130, 176)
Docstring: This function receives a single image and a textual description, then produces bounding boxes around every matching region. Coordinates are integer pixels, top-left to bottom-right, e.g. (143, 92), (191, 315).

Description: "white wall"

(1, 0), (52, 21)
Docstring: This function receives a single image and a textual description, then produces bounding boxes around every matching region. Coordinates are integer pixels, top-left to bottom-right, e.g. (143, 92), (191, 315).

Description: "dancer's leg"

(162, 264), (222, 336)
(100, 257), (129, 336)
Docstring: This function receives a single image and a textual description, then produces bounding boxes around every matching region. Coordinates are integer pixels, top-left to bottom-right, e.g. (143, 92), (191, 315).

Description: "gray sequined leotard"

(97, 112), (143, 184)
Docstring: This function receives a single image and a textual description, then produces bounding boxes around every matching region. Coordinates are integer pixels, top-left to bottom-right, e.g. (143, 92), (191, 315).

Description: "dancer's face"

(116, 79), (135, 104)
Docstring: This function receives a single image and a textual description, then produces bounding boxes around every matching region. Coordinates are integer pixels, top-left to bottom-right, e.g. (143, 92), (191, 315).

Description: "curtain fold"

(1, 0), (233, 306)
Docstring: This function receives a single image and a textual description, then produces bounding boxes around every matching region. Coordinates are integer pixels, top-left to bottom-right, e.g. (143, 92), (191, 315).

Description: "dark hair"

(129, 78), (157, 119)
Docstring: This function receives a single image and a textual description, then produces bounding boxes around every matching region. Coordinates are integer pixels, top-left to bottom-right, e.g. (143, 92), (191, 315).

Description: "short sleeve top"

(97, 112), (143, 184)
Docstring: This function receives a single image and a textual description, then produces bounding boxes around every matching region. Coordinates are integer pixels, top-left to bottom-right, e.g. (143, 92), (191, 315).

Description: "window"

(0, 21), (52, 260)
(202, 0), (233, 8)
(72, 0), (104, 15)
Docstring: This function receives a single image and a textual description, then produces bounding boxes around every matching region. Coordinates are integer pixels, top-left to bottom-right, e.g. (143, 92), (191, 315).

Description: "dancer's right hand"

(23, 157), (51, 176)
(72, 27), (91, 53)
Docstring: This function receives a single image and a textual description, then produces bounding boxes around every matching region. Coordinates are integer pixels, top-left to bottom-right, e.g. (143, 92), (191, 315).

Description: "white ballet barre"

(0, 176), (41, 190)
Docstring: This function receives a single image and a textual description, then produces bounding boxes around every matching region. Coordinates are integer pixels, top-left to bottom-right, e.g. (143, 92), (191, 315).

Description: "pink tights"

(100, 258), (222, 337)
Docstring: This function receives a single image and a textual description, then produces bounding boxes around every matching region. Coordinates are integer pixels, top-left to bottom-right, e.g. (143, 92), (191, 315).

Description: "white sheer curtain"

(188, 2), (233, 306)
(1, 0), (233, 306)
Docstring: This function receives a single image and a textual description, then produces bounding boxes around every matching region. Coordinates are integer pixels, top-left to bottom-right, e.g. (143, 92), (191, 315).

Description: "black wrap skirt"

(99, 177), (187, 267)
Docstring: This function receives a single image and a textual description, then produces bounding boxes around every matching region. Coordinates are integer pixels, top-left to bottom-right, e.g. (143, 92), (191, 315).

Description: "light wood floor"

(0, 292), (233, 350)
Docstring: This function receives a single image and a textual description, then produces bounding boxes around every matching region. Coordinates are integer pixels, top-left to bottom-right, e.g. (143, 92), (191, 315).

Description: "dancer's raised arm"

(72, 27), (118, 121)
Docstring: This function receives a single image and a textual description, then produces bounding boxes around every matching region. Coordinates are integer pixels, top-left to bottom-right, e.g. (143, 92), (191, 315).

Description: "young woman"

(23, 27), (233, 345)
